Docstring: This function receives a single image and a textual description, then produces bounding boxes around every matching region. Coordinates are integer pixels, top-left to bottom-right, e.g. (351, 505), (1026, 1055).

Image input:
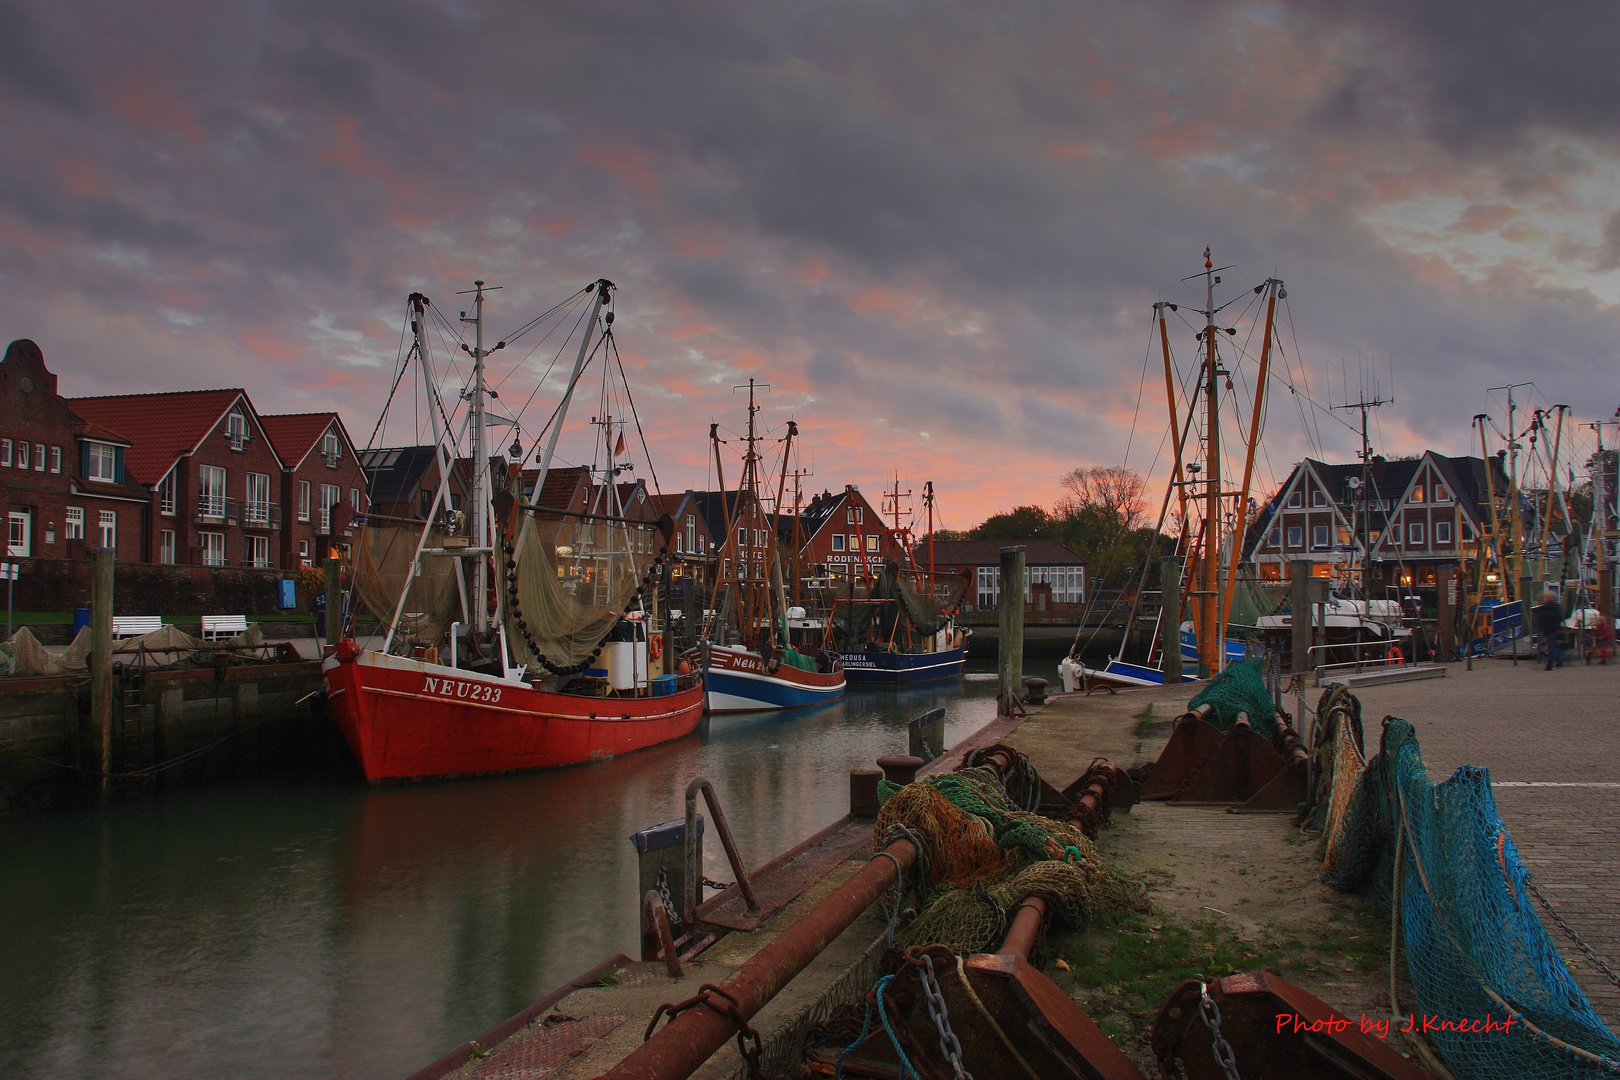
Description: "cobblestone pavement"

(1349, 660), (1620, 1031)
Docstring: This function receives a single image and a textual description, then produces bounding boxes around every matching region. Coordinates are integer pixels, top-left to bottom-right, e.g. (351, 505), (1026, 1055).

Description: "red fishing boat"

(324, 279), (704, 782)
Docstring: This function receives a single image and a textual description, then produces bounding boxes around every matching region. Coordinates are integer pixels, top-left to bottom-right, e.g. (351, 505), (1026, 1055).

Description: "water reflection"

(0, 679), (999, 1080)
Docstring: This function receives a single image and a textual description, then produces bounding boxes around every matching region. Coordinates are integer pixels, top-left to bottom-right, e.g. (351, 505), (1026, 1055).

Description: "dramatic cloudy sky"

(3, 0), (1618, 525)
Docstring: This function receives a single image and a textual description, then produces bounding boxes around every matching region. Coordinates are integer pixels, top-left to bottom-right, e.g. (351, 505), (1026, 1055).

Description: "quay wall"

(0, 661), (346, 813)
(3, 555), (298, 618)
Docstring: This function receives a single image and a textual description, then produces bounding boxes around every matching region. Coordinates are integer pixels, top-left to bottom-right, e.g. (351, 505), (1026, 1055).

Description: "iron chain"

(1527, 878), (1620, 991)
(654, 868), (681, 926)
(919, 954), (973, 1080)
(1198, 980), (1242, 1080)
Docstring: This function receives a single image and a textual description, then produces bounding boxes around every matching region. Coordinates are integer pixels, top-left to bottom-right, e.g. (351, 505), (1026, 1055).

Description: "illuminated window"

(866, 535), (879, 551)
(1411, 485), (1425, 504)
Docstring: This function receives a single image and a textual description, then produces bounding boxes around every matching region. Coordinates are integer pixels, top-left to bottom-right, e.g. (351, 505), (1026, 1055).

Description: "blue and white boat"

(835, 627), (971, 685)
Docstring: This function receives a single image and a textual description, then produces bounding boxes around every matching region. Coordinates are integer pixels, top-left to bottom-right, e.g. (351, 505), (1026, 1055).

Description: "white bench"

(111, 616), (163, 639)
(201, 615), (249, 641)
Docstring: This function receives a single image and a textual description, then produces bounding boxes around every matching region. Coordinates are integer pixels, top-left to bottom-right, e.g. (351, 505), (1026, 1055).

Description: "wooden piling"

(89, 547), (114, 798)
(324, 557), (341, 649)
(997, 545), (1025, 701)
(1290, 560), (1310, 676)
(1161, 556), (1182, 684)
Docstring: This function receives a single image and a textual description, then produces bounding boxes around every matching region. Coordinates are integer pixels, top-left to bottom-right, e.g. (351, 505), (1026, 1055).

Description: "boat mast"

(925, 481), (935, 577)
(1156, 302), (1189, 537)
(1222, 278), (1282, 630)
(1488, 382), (1532, 598)
(1198, 248), (1223, 676)
(459, 280), (503, 633)
(741, 379), (763, 642)
(1536, 406), (1568, 583)
(763, 419), (798, 652)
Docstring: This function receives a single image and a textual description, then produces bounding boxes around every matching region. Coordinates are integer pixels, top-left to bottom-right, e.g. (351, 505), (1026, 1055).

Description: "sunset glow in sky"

(4, 1), (1619, 526)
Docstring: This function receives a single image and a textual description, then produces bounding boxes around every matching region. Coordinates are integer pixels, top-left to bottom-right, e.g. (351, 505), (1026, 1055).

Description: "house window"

(159, 471), (176, 515)
(65, 507), (84, 539)
(16, 441), (28, 470)
(299, 539), (310, 558)
(1267, 526), (1280, 549)
(865, 535), (879, 552)
(87, 442), (117, 481)
(33, 443), (43, 471)
(1286, 526), (1303, 549)
(737, 526), (746, 548)
(722, 558), (731, 578)
(249, 535), (270, 568)
(977, 565), (999, 610)
(684, 514), (696, 553)
(6, 510), (28, 556)
(1435, 521), (1453, 545)
(1462, 519), (1475, 541)
(49, 446), (61, 474)
(350, 488), (361, 511)
(226, 410), (249, 449)
(846, 509), (854, 524)
(848, 534), (860, 552)
(831, 533), (846, 552)
(1410, 485), (1424, 504)
(160, 530), (175, 564)
(417, 489), (433, 518)
(298, 481), (311, 521)
(1286, 489), (1302, 508)
(201, 531), (226, 566)
(1434, 484), (1450, 503)
(1312, 525), (1329, 549)
(199, 465), (227, 516)
(0, 439), (10, 466)
(245, 473), (271, 524)
(1337, 525), (1351, 546)
(1311, 489), (1326, 508)
(321, 484), (340, 531)
(322, 429), (341, 462)
(1408, 522), (1425, 546)
(98, 510), (116, 549)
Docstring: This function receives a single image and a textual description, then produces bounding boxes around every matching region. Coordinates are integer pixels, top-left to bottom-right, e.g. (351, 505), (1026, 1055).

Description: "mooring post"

(1290, 560), (1309, 677)
(90, 547), (114, 799)
(997, 545), (1025, 701)
(1436, 566), (1455, 662)
(1161, 556), (1182, 684)
(324, 556), (341, 650)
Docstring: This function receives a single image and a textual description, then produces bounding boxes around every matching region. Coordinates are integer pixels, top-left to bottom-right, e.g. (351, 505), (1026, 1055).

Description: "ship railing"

(1310, 637), (1403, 676)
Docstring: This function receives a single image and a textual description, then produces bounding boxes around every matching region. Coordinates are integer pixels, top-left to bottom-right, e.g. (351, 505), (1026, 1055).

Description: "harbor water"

(0, 666), (1054, 1080)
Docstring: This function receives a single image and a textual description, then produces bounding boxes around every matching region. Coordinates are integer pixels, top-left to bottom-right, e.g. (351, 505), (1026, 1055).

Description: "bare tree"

(1058, 465), (1145, 530)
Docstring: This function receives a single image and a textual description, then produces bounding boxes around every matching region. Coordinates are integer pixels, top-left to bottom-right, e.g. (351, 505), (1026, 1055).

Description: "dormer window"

(226, 411), (249, 450)
(86, 442), (117, 482)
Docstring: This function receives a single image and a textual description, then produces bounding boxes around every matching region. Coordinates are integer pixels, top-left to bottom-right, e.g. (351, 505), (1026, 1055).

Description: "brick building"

(1, 339), (148, 563)
(794, 486), (906, 578)
(925, 539), (1087, 611)
(260, 413), (368, 567)
(71, 389), (288, 568)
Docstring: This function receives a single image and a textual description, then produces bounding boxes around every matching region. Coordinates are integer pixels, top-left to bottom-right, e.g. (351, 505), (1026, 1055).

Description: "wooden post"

(1290, 559), (1310, 675)
(1436, 566), (1455, 662)
(1161, 556), (1182, 684)
(997, 546), (1026, 697)
(324, 556), (341, 649)
(90, 547), (114, 799)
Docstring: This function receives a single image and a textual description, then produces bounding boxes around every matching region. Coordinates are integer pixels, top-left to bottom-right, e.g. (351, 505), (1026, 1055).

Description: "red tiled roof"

(70, 416), (134, 446)
(647, 493), (685, 516)
(260, 413), (340, 469)
(69, 389), (264, 486)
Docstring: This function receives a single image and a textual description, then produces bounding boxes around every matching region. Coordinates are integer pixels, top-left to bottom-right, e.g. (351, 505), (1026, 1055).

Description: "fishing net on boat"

(897, 569), (966, 637)
(352, 522), (459, 646)
(503, 510), (662, 673)
(1186, 658), (1278, 737)
(1317, 704), (1620, 1077)
(872, 765), (1129, 955)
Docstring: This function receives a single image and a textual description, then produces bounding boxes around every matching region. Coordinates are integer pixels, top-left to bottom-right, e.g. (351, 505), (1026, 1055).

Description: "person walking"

(1532, 591), (1564, 671)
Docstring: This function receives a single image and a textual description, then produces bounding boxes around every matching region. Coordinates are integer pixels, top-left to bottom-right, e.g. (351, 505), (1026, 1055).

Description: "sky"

(3, 0), (1619, 528)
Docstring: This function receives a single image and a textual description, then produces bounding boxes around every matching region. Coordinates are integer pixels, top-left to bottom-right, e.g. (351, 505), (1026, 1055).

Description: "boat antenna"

(1331, 380), (1391, 602)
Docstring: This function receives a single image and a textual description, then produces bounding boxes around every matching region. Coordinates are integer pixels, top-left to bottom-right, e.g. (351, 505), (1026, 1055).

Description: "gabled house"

(70, 388), (288, 568)
(1250, 453), (1514, 592)
(1, 338), (148, 563)
(649, 490), (719, 583)
(363, 446), (469, 525)
(793, 486), (906, 578)
(261, 413), (369, 567)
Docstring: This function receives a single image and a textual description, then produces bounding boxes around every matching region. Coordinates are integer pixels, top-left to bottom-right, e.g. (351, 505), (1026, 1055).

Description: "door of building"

(7, 509), (31, 557)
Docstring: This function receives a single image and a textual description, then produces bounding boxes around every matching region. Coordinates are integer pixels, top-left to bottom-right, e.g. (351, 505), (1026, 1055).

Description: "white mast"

(459, 280), (503, 632)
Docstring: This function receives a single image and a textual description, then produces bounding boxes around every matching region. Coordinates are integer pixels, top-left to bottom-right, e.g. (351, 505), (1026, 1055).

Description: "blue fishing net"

(1325, 716), (1620, 1076)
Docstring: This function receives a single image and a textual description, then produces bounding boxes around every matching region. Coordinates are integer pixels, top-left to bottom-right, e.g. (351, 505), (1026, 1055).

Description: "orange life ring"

(1387, 645), (1402, 666)
(648, 635), (663, 661)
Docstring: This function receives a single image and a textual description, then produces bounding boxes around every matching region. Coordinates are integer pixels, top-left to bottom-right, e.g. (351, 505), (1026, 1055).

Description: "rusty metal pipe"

(599, 839), (918, 1080)
(684, 778), (758, 928)
(998, 894), (1047, 960)
(643, 891), (685, 978)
